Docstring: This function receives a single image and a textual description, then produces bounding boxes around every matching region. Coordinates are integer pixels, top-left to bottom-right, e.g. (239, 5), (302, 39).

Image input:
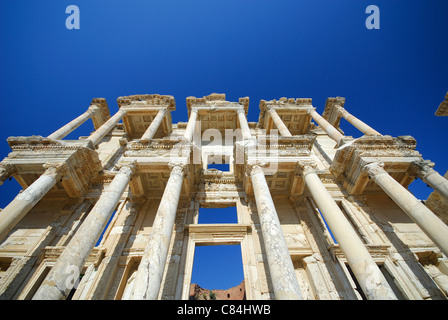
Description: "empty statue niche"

(189, 244), (245, 300)
(198, 206), (238, 224)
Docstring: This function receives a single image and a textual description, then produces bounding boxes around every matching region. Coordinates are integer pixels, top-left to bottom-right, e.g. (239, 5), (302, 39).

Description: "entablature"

(258, 97), (314, 135)
(330, 135), (422, 195)
(3, 136), (102, 198)
(117, 94), (175, 141)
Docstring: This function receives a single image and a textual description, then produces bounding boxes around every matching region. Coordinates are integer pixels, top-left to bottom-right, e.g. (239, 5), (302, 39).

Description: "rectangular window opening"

(208, 163), (230, 171)
(190, 244), (245, 300)
(207, 155), (230, 172)
(198, 207), (238, 224)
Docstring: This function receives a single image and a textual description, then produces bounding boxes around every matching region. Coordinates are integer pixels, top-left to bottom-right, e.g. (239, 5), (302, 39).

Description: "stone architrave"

(32, 162), (136, 300)
(0, 162), (68, 242)
(362, 162), (448, 257)
(128, 162), (186, 300)
(47, 105), (101, 140)
(300, 161), (397, 300)
(248, 162), (303, 300)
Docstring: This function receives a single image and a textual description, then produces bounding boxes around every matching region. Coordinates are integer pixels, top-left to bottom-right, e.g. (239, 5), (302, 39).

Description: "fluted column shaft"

(129, 163), (185, 300)
(301, 162), (396, 300)
(48, 106), (100, 140)
(87, 109), (127, 146)
(32, 162), (135, 300)
(249, 164), (302, 300)
(411, 160), (448, 200)
(303, 165), (396, 300)
(363, 162), (448, 257)
(140, 108), (167, 142)
(183, 109), (198, 141)
(236, 107), (252, 140)
(308, 109), (344, 142)
(337, 107), (381, 136)
(0, 163), (67, 243)
(267, 108), (292, 137)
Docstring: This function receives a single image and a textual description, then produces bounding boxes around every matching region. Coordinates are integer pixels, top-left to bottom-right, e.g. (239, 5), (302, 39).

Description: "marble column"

(0, 162), (16, 186)
(32, 162), (135, 300)
(249, 163), (303, 300)
(183, 108), (199, 141)
(267, 107), (292, 137)
(362, 162), (448, 258)
(236, 107), (252, 140)
(47, 105), (101, 140)
(411, 160), (448, 200)
(336, 106), (381, 136)
(300, 161), (397, 300)
(0, 162), (68, 243)
(87, 109), (127, 146)
(308, 109), (344, 143)
(128, 163), (185, 300)
(140, 108), (167, 142)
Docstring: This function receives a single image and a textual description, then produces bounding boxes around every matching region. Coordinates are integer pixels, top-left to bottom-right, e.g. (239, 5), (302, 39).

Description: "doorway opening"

(190, 244), (245, 300)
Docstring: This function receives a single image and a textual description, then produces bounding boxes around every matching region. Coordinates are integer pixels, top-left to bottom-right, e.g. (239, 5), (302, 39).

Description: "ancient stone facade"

(0, 93), (447, 300)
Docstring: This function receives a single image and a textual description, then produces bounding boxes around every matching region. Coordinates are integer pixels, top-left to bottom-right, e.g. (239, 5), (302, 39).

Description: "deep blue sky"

(1, 1), (447, 291)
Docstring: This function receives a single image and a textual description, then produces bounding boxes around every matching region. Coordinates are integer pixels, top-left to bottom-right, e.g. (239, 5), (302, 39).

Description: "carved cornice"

(331, 135), (420, 176)
(117, 94), (176, 111)
(322, 96), (346, 127)
(259, 97), (313, 111)
(90, 97), (111, 122)
(43, 246), (105, 266)
(435, 92), (448, 116)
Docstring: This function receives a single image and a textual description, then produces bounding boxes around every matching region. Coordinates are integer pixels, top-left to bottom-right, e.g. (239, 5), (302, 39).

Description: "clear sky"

(0, 1), (447, 292)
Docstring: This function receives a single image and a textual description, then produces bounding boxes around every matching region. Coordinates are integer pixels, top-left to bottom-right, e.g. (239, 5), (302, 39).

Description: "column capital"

(0, 162), (16, 186)
(236, 106), (245, 114)
(87, 104), (101, 116)
(306, 108), (316, 116)
(295, 160), (318, 176)
(361, 161), (386, 178)
(168, 161), (187, 176)
(114, 160), (137, 177)
(246, 161), (268, 176)
(334, 105), (348, 117)
(0, 162), (16, 177)
(42, 162), (70, 180)
(409, 159), (435, 177)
